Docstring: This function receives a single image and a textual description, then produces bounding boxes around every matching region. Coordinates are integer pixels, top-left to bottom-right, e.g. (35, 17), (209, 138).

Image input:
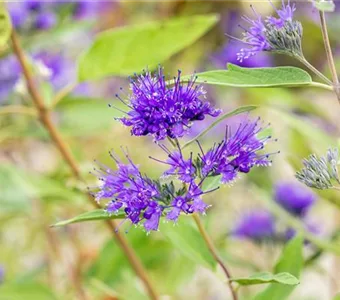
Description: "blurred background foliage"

(1, 1), (340, 299)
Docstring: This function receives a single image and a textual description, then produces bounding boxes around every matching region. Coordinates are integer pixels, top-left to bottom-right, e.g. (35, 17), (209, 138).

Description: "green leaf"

(78, 14), (218, 81)
(201, 175), (221, 192)
(231, 272), (299, 286)
(52, 209), (125, 227)
(56, 97), (121, 136)
(183, 64), (312, 88)
(254, 236), (304, 300)
(182, 105), (257, 149)
(313, 0), (335, 12)
(0, 164), (83, 213)
(0, 3), (11, 47)
(160, 217), (216, 270)
(0, 283), (58, 300)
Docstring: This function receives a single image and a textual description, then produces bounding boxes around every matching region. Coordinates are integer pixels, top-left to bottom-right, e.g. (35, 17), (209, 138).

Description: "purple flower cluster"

(198, 119), (274, 184)
(7, 1), (109, 31)
(274, 181), (316, 217)
(232, 210), (276, 240)
(92, 151), (210, 232)
(0, 51), (76, 102)
(236, 0), (296, 62)
(118, 67), (221, 141)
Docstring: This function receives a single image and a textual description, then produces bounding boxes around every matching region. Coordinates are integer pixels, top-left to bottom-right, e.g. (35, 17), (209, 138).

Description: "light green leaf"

(201, 175), (221, 192)
(182, 105), (257, 149)
(231, 272), (299, 286)
(78, 14), (219, 81)
(312, 0), (335, 12)
(52, 209), (125, 227)
(0, 164), (83, 213)
(56, 97), (122, 136)
(160, 217), (216, 269)
(183, 64), (312, 88)
(254, 236), (304, 300)
(0, 283), (58, 300)
(0, 3), (11, 47)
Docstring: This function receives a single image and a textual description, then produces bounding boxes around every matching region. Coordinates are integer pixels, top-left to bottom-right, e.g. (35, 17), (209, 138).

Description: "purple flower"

(235, 0), (298, 62)
(0, 56), (21, 103)
(232, 210), (276, 240)
(33, 51), (74, 90)
(150, 144), (196, 183)
(73, 1), (110, 19)
(198, 118), (275, 184)
(274, 181), (316, 217)
(91, 150), (213, 232)
(91, 151), (163, 232)
(34, 11), (57, 30)
(117, 66), (221, 141)
(0, 265), (4, 284)
(7, 2), (29, 28)
(166, 182), (209, 222)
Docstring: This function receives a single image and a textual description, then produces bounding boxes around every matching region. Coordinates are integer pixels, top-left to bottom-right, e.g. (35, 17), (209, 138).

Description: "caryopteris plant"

(1, 0), (340, 299)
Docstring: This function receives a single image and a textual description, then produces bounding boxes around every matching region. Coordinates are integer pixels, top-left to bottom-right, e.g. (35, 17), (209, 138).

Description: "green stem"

(294, 54), (333, 86)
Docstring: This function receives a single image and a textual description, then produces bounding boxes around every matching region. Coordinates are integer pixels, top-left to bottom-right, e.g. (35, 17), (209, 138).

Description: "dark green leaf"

(254, 236), (304, 300)
(52, 209), (125, 227)
(183, 64), (312, 88)
(182, 105), (257, 149)
(231, 272), (299, 286)
(0, 3), (11, 47)
(78, 14), (219, 81)
(160, 217), (216, 269)
(0, 283), (58, 300)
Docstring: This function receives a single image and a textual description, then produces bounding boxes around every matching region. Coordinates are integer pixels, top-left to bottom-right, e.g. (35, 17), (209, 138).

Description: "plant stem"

(192, 214), (238, 300)
(10, 30), (159, 300)
(319, 11), (340, 102)
(294, 54), (333, 86)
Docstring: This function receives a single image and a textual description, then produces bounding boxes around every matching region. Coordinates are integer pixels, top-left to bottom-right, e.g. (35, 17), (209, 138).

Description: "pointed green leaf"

(78, 14), (218, 81)
(254, 235), (304, 300)
(52, 209), (125, 227)
(160, 217), (216, 269)
(231, 272), (299, 286)
(183, 64), (312, 88)
(182, 105), (257, 149)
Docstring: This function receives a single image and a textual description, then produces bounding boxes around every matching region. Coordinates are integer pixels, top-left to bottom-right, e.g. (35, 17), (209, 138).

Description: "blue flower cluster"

(92, 151), (209, 232)
(236, 0), (296, 62)
(118, 67), (221, 141)
(92, 66), (276, 232)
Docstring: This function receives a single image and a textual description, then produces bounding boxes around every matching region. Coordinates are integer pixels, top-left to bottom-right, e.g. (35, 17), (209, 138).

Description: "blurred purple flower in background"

(0, 56), (21, 103)
(73, 1), (110, 20)
(118, 66), (221, 141)
(274, 181), (317, 217)
(0, 265), (4, 284)
(232, 210), (276, 240)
